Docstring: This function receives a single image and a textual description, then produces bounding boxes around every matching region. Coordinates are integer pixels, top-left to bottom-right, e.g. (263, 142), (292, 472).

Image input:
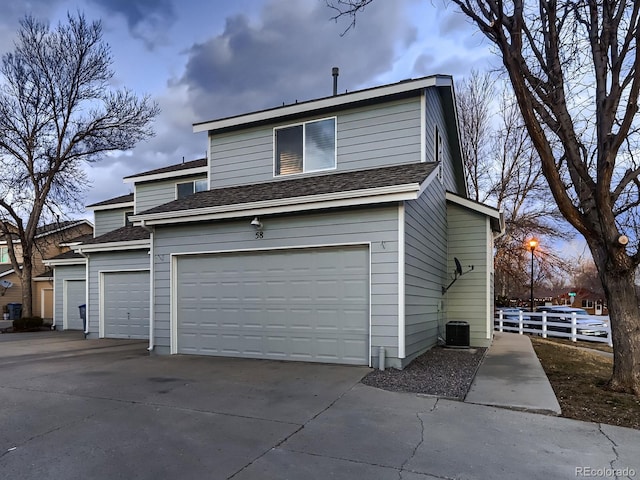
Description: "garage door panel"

(176, 246), (369, 365)
(103, 271), (149, 339)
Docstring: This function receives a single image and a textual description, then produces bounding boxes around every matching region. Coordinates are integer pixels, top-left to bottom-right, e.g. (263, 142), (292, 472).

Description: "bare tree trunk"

(591, 245), (640, 395)
(20, 251), (33, 318)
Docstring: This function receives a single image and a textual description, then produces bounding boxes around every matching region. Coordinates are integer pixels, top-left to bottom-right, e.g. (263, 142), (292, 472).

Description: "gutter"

(76, 248), (89, 338)
(140, 220), (155, 352)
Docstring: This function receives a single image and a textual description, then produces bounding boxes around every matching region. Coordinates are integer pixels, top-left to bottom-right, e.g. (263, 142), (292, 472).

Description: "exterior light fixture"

(527, 238), (538, 312)
(250, 217), (263, 230)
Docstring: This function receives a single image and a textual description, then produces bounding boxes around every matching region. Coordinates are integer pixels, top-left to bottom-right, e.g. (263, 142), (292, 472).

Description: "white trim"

(194, 76), (449, 133)
(175, 178), (208, 200)
(147, 229), (155, 351)
(273, 117), (337, 178)
(123, 166), (208, 184)
(72, 239), (150, 253)
(83, 254), (89, 335)
(170, 254), (178, 354)
(420, 91), (426, 163)
(134, 184), (421, 226)
(169, 242), (372, 365)
(486, 219), (492, 340)
(44, 258), (86, 267)
(445, 192), (502, 220)
(40, 287), (53, 320)
(87, 201), (134, 212)
(99, 268), (151, 339)
(34, 277), (53, 282)
(0, 268), (16, 278)
(398, 204), (406, 359)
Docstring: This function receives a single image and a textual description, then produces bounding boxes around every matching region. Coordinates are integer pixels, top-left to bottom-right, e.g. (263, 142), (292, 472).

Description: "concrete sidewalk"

(465, 332), (562, 415)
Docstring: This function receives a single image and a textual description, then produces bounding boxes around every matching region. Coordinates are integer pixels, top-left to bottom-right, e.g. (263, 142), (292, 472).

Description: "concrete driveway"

(1, 332), (638, 479)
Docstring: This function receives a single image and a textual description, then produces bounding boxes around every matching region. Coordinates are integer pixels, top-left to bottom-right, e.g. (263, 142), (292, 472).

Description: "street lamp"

(527, 238), (538, 312)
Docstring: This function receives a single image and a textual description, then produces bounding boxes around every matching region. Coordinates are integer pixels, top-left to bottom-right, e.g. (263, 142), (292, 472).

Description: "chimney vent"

(332, 67), (339, 96)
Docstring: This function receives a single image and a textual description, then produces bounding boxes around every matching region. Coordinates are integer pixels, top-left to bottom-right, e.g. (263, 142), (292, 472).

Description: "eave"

(133, 183), (424, 227)
(73, 239), (151, 254)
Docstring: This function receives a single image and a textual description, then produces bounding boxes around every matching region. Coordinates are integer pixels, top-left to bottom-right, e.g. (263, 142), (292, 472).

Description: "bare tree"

(457, 71), (571, 305)
(328, 1), (640, 395)
(0, 13), (159, 318)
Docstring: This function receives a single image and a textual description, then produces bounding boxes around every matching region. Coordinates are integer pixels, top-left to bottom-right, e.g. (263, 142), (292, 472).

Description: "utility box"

(446, 321), (470, 347)
(79, 304), (87, 331)
(7, 302), (22, 321)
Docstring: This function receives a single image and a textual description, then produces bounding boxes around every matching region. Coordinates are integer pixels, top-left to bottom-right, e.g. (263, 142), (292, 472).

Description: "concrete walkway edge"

(464, 332), (562, 415)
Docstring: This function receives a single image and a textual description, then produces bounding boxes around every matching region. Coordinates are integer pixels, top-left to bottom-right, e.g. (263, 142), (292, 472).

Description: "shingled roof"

(138, 162), (437, 217)
(86, 193), (134, 209)
(80, 226), (150, 245)
(124, 158), (207, 180)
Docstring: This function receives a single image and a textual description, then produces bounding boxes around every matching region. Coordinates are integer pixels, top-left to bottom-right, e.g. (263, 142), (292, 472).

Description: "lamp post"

(528, 238), (538, 312)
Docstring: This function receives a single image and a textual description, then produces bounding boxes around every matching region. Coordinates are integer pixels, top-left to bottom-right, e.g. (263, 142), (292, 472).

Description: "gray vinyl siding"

(209, 97), (423, 189)
(94, 209), (129, 237)
(52, 264), (86, 331)
(151, 206), (401, 366)
(85, 250), (150, 338)
(445, 203), (492, 347)
(403, 182), (448, 365)
(135, 175), (207, 213)
(424, 88), (460, 194)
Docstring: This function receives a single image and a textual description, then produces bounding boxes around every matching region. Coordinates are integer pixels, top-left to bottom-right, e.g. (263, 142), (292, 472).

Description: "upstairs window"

(0, 246), (8, 263)
(275, 118), (336, 176)
(176, 179), (207, 199)
(124, 211), (134, 227)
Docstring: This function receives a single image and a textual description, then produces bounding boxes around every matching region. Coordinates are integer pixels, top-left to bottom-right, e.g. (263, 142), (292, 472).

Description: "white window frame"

(175, 179), (207, 199)
(0, 246), (8, 263)
(273, 117), (337, 177)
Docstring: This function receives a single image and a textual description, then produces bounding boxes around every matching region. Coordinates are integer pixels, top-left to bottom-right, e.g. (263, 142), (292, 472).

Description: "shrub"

(13, 316), (44, 331)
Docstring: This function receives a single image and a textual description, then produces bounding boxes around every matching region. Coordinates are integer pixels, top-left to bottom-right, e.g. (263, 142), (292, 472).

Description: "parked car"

(537, 306), (608, 337)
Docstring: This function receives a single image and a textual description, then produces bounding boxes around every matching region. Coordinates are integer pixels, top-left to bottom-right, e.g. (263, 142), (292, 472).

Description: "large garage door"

(103, 271), (149, 339)
(176, 246), (369, 365)
(64, 279), (85, 330)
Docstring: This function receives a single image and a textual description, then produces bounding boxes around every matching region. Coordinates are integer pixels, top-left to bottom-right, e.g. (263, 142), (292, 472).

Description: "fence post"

(542, 311), (547, 339)
(518, 311), (523, 335)
(571, 312), (577, 342)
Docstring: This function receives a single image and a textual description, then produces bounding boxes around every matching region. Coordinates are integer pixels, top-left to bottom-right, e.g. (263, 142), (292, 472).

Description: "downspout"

(140, 220), (155, 352)
(76, 248), (89, 338)
(51, 268), (56, 330)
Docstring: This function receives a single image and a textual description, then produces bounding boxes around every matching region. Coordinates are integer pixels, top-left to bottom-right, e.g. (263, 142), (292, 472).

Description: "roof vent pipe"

(332, 67), (339, 96)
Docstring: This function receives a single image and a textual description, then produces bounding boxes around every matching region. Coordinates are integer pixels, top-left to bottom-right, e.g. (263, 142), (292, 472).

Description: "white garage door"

(102, 271), (149, 339)
(64, 279), (86, 330)
(176, 246), (369, 365)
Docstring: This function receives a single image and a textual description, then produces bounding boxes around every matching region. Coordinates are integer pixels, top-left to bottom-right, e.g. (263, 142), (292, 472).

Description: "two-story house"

(1, 220), (93, 322)
(49, 75), (503, 369)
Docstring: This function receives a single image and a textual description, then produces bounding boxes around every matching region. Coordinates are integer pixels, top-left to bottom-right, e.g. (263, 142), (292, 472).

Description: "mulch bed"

(361, 346), (486, 399)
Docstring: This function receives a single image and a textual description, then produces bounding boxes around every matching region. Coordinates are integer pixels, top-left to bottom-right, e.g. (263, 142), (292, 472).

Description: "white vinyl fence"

(495, 310), (613, 346)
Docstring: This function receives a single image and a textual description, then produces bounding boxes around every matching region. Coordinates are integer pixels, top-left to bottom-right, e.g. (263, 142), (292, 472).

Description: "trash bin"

(79, 304), (86, 331)
(7, 302), (22, 321)
(446, 321), (470, 347)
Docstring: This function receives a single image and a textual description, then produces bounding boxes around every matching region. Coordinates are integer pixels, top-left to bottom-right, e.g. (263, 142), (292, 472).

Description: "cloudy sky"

(0, 0), (496, 214)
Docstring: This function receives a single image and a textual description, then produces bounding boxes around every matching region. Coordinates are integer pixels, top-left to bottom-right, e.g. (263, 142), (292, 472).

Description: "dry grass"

(531, 337), (640, 430)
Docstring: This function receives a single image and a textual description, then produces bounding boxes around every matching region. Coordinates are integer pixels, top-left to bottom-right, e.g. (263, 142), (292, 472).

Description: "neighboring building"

(49, 75), (504, 369)
(1, 220), (93, 321)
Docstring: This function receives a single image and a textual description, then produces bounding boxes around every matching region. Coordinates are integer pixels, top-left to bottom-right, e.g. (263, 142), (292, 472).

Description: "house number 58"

(255, 231), (264, 239)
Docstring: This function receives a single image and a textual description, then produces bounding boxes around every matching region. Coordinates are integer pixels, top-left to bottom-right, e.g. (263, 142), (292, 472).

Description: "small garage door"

(176, 246), (369, 365)
(64, 280), (85, 330)
(103, 271), (149, 339)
